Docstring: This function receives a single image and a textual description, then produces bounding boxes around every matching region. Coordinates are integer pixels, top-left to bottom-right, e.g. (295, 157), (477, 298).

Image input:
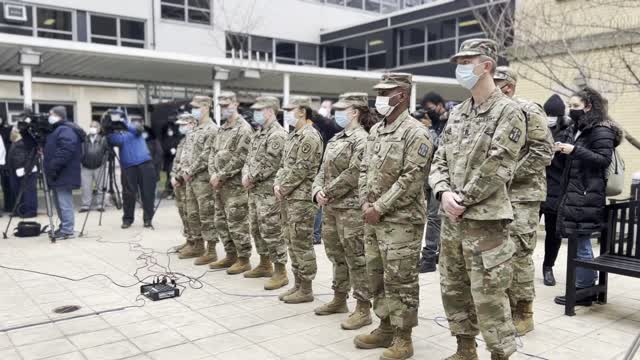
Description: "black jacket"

(81, 134), (109, 170)
(145, 128), (163, 182)
(161, 125), (181, 172)
(556, 119), (623, 237)
(310, 113), (341, 147)
(541, 121), (573, 213)
(7, 139), (30, 172)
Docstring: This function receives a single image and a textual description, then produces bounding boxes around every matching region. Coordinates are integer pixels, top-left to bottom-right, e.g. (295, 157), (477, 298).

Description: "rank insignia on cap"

(418, 143), (429, 157)
(509, 127), (522, 142)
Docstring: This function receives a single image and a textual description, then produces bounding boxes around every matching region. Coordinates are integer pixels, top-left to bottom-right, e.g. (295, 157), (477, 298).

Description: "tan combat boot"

(513, 301), (534, 336)
(174, 241), (188, 252)
(178, 240), (205, 259)
(193, 241), (218, 265)
(341, 300), (372, 330)
(354, 318), (394, 349)
(444, 335), (478, 360)
(265, 263), (289, 290)
(283, 279), (314, 304)
(244, 255), (273, 278)
(227, 257), (251, 275)
(178, 240), (194, 256)
(209, 252), (238, 269)
(314, 292), (348, 315)
(491, 353), (509, 360)
(278, 274), (300, 300)
(380, 328), (413, 360)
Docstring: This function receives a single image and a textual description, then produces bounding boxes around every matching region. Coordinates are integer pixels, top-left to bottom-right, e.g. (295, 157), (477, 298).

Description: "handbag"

(606, 148), (625, 197)
(13, 221), (49, 238)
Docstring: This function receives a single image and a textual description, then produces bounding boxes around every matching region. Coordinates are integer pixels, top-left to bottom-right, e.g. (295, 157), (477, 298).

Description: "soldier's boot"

(265, 263), (289, 290)
(491, 353), (509, 360)
(444, 335), (479, 360)
(174, 241), (188, 252)
(283, 279), (314, 304)
(178, 240), (205, 259)
(353, 318), (394, 349)
(314, 292), (348, 315)
(227, 257), (252, 275)
(193, 242), (218, 265)
(244, 255), (273, 278)
(341, 300), (372, 330)
(513, 301), (534, 336)
(209, 252), (238, 269)
(278, 274), (300, 301)
(178, 240), (194, 256)
(380, 328), (413, 360)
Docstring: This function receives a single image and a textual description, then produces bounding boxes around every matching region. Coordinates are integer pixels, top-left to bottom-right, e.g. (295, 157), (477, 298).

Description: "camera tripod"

(79, 148), (123, 236)
(2, 146), (56, 242)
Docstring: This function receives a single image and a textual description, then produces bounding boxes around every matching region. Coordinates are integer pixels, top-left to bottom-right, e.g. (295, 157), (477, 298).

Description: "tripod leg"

(80, 163), (108, 236)
(36, 154), (57, 242)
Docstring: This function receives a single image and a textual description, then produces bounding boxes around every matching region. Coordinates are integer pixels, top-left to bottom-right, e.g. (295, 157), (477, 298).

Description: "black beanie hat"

(543, 94), (565, 117)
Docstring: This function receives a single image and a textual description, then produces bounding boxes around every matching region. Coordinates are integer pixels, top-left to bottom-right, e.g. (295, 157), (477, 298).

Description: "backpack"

(606, 148), (625, 197)
(14, 221), (49, 238)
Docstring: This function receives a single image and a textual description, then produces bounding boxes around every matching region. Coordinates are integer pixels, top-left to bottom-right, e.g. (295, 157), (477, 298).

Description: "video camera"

(100, 108), (129, 134)
(16, 110), (52, 145)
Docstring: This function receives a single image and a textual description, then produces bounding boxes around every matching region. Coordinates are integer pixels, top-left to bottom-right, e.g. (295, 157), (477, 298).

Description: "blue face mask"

(191, 108), (202, 119)
(334, 110), (350, 129)
(253, 111), (265, 125)
(284, 111), (297, 127)
(455, 63), (481, 90)
(178, 125), (191, 135)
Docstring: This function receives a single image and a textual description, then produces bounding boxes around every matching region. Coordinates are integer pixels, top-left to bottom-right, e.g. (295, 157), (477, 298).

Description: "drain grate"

(52, 305), (81, 314)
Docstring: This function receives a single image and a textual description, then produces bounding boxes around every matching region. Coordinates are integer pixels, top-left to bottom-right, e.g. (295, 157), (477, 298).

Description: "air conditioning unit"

(4, 3), (28, 23)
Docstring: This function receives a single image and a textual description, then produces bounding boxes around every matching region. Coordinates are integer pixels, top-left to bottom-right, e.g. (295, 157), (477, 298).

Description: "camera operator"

(7, 126), (37, 218)
(106, 114), (156, 229)
(44, 106), (85, 240)
(80, 121), (109, 212)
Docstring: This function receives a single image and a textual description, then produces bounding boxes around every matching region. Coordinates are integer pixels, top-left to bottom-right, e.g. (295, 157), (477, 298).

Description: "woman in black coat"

(553, 87), (623, 306)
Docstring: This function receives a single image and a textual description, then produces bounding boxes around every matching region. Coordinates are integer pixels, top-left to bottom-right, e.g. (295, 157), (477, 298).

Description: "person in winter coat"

(44, 106), (85, 240)
(7, 126), (37, 218)
(143, 125), (163, 183)
(1, 120), (15, 213)
(540, 94), (572, 286)
(553, 87), (623, 306)
(161, 122), (181, 198)
(80, 121), (109, 212)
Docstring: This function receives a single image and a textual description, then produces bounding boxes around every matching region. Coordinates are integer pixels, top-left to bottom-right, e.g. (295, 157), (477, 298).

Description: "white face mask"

(284, 110), (298, 126)
(375, 93), (400, 117)
(48, 115), (60, 125)
(547, 116), (558, 127)
(455, 63), (481, 90)
(221, 108), (235, 120)
(89, 127), (98, 135)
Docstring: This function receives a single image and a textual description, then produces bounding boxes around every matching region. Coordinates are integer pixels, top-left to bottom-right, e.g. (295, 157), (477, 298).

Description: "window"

(226, 33), (248, 57)
(368, 53), (386, 70)
(0, 4), (33, 36)
(458, 15), (483, 37)
(400, 46), (424, 65)
(251, 35), (273, 61)
(325, 45), (344, 62)
(427, 18), (456, 41)
(298, 43), (318, 66)
(36, 7), (73, 40)
(346, 56), (366, 70)
(427, 40), (455, 61)
(345, 38), (365, 57)
(89, 15), (145, 48)
(161, 0), (211, 25)
(225, 32), (318, 66)
(323, 33), (387, 71)
(276, 41), (296, 64)
(399, 26), (425, 47)
(346, 0), (364, 9)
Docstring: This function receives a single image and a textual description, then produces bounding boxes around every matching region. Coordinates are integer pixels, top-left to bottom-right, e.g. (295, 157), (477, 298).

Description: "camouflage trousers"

(214, 184), (251, 258)
(322, 207), (369, 301)
(366, 221), (422, 330)
(248, 191), (287, 264)
(440, 217), (516, 357)
(174, 184), (191, 240)
(507, 201), (540, 304)
(281, 199), (317, 282)
(186, 178), (217, 244)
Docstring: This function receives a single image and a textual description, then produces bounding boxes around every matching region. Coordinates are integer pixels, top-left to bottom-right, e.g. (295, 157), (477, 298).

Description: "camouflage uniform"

(170, 135), (191, 241)
(243, 116), (288, 264)
(429, 84), (527, 356)
(208, 115), (253, 258)
(274, 122), (323, 282)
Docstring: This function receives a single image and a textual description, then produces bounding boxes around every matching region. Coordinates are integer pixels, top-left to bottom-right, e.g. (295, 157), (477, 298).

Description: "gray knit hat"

(50, 106), (67, 120)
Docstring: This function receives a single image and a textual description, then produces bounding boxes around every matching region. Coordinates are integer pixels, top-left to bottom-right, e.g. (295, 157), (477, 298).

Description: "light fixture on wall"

(19, 49), (42, 66)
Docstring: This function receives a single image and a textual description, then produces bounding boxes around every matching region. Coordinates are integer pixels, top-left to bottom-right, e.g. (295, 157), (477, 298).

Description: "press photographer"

(104, 110), (156, 229)
(44, 106), (86, 240)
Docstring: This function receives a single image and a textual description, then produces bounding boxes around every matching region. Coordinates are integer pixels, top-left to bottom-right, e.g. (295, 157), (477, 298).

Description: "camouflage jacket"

(274, 122), (323, 201)
(359, 111), (433, 224)
(184, 120), (218, 181)
(178, 130), (198, 178)
(510, 98), (554, 202)
(312, 125), (367, 209)
(429, 88), (526, 221)
(242, 120), (287, 195)
(170, 136), (186, 180)
(208, 116), (252, 186)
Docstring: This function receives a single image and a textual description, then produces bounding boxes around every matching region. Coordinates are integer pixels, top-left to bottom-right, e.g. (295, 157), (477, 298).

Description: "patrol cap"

(175, 112), (197, 125)
(190, 95), (212, 108)
(218, 91), (237, 106)
(373, 73), (412, 90)
(333, 92), (369, 110)
(282, 96), (312, 110)
(250, 96), (280, 112)
(493, 66), (518, 84)
(449, 38), (498, 63)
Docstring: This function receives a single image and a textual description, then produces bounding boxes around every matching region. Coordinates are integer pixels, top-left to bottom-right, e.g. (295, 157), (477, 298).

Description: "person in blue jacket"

(44, 106), (85, 240)
(106, 113), (156, 228)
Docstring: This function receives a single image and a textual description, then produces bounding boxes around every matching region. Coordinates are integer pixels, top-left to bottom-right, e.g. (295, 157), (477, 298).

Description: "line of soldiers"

(168, 37), (553, 360)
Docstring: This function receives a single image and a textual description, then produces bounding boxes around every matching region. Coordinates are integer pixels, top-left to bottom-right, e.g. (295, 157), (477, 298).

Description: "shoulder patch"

(271, 141), (281, 150)
(301, 143), (311, 154)
(418, 143), (429, 157)
(244, 136), (251, 144)
(508, 127), (522, 143)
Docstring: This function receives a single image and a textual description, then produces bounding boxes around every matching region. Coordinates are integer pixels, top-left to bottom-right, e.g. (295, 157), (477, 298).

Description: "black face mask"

(426, 109), (440, 122)
(569, 109), (584, 124)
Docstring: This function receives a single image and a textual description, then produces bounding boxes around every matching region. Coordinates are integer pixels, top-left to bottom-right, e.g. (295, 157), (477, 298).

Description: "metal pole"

(283, 73), (290, 132)
(410, 83), (417, 113)
(213, 80), (221, 126)
(23, 65), (33, 111)
(144, 84), (150, 125)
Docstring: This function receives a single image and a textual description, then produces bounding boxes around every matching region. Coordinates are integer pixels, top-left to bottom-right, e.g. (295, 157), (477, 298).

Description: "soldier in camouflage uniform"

(243, 96), (289, 289)
(274, 96), (323, 304)
(180, 96), (219, 265)
(171, 113), (196, 251)
(354, 73), (433, 360)
(207, 91), (254, 275)
(429, 39), (527, 360)
(312, 93), (372, 330)
(494, 66), (554, 335)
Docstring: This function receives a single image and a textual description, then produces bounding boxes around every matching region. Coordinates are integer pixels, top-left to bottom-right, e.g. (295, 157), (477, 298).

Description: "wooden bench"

(564, 200), (640, 316)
